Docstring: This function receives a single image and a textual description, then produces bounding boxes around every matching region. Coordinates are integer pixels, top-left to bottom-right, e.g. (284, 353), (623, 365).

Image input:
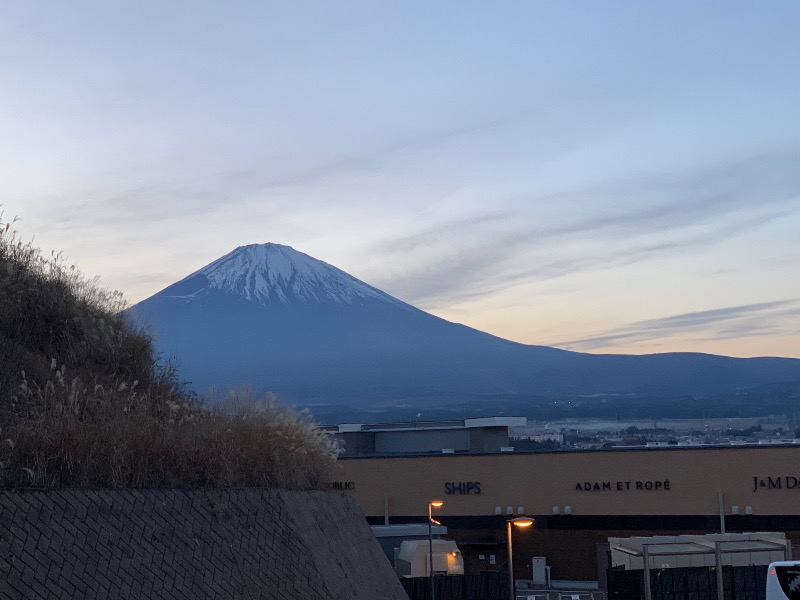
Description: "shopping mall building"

(325, 418), (800, 582)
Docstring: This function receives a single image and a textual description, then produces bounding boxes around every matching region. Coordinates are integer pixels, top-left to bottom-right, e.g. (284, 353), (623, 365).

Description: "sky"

(2, 2), (799, 358)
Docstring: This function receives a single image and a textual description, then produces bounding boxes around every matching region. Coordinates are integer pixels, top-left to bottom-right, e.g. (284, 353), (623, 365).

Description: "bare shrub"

(1, 374), (338, 488)
(0, 214), (155, 419)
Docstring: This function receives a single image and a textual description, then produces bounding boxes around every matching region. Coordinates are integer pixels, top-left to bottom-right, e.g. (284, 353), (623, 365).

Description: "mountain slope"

(129, 244), (800, 406)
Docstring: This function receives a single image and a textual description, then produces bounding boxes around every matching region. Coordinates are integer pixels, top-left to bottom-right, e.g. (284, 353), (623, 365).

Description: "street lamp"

(428, 500), (444, 600)
(507, 516), (534, 600)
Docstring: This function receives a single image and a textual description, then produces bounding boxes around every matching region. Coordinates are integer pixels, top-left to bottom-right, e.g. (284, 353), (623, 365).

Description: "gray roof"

(327, 416), (527, 433)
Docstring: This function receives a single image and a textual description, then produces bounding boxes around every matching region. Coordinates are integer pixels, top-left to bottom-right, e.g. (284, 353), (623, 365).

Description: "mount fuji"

(129, 243), (800, 409)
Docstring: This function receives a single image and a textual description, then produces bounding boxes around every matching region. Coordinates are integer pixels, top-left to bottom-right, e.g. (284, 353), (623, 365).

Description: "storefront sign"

(328, 481), (355, 491)
(575, 480), (671, 492)
(753, 476), (799, 491)
(445, 481), (481, 495)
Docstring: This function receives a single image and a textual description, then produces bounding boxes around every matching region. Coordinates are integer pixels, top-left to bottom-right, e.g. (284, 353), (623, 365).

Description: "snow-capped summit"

(171, 243), (405, 307)
(130, 245), (800, 409)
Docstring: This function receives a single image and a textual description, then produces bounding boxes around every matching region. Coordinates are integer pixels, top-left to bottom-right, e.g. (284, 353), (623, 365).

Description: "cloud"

(371, 150), (800, 307)
(25, 108), (535, 235)
(370, 212), (511, 255)
(556, 299), (800, 351)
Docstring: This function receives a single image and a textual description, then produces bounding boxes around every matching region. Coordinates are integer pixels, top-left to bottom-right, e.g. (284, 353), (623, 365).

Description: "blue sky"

(2, 2), (799, 357)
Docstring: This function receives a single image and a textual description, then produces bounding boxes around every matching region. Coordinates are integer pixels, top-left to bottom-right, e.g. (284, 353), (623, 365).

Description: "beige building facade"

(332, 446), (800, 581)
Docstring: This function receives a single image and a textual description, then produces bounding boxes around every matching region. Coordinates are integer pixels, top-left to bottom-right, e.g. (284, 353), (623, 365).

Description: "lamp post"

(428, 500), (443, 600)
(506, 516), (534, 600)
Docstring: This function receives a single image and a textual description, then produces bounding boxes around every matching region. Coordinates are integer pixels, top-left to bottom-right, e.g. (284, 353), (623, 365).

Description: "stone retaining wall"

(0, 488), (408, 600)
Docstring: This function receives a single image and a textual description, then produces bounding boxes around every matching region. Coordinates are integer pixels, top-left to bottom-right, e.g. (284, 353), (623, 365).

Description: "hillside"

(0, 222), (337, 488)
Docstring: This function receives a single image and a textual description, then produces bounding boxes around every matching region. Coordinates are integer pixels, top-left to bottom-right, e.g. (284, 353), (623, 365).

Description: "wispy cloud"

(556, 300), (800, 351)
(34, 110), (534, 230)
(371, 150), (800, 307)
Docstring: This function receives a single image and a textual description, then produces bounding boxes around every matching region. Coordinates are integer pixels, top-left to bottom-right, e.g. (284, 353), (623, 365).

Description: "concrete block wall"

(0, 488), (409, 600)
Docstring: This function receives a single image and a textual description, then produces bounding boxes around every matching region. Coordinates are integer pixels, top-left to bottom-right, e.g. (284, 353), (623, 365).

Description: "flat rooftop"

(323, 416), (527, 433)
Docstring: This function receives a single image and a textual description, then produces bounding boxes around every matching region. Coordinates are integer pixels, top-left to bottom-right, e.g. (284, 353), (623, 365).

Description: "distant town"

(511, 416), (800, 451)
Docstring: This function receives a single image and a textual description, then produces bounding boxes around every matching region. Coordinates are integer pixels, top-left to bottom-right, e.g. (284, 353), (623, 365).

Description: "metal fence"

(608, 565), (768, 600)
(400, 572), (510, 600)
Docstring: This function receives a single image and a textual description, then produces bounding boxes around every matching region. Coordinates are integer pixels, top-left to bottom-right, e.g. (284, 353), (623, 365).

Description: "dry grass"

(0, 214), (338, 489)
